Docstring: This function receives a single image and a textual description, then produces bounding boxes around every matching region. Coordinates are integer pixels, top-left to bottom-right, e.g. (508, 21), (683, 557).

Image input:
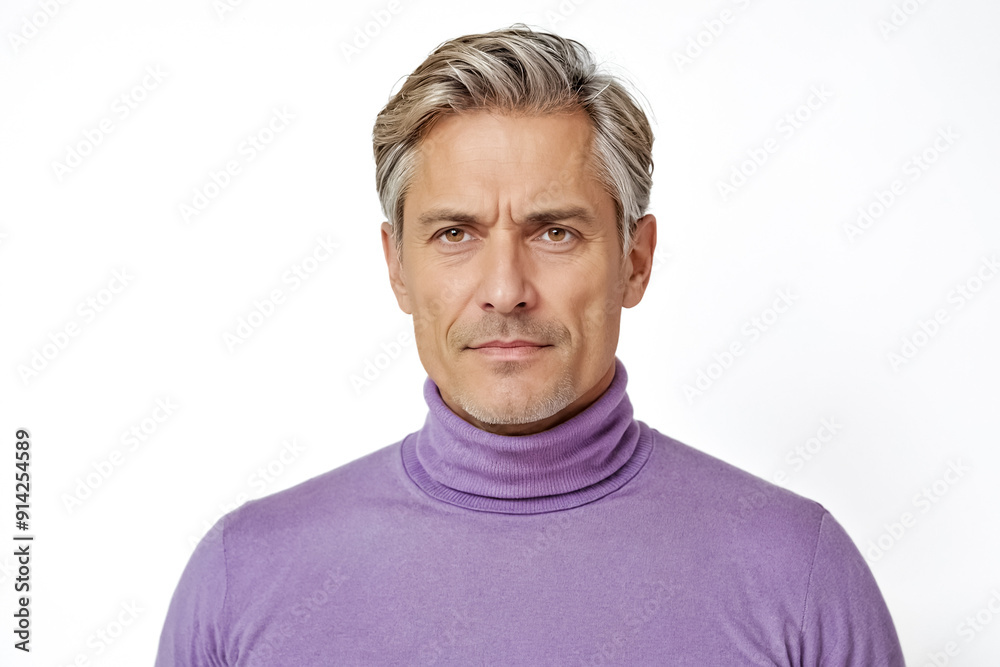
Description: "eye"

(542, 227), (574, 243)
(438, 228), (469, 243)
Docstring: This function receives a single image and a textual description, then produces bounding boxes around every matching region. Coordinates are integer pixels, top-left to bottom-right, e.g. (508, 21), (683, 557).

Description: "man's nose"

(475, 231), (536, 314)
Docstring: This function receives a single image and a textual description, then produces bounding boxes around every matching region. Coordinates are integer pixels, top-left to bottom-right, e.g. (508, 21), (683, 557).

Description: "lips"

(471, 340), (546, 349)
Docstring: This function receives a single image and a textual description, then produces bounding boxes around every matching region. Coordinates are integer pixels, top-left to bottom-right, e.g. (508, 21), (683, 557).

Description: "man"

(156, 25), (905, 665)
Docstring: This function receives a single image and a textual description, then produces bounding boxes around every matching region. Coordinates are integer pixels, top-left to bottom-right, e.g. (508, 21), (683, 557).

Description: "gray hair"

(372, 24), (654, 261)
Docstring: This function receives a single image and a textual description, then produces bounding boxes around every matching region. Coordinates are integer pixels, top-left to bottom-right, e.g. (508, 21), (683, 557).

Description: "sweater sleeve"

(799, 511), (905, 666)
(155, 516), (230, 667)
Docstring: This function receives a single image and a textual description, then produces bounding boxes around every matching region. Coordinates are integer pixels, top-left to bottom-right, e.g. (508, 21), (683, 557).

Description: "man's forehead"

(414, 109), (595, 166)
(405, 110), (605, 220)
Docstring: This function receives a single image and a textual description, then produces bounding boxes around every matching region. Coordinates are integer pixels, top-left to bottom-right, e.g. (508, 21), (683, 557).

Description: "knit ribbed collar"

(400, 356), (652, 514)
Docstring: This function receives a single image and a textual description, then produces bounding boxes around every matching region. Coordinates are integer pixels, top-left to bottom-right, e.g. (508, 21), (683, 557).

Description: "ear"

(381, 221), (413, 314)
(622, 214), (656, 309)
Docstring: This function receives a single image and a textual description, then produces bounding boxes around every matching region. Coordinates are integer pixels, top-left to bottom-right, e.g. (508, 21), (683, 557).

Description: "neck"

(400, 356), (654, 513)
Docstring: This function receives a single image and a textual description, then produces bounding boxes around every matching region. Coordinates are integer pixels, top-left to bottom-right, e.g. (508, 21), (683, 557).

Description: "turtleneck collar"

(400, 356), (653, 514)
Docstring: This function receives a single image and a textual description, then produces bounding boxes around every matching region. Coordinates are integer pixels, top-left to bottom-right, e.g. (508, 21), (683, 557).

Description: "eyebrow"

(416, 206), (597, 228)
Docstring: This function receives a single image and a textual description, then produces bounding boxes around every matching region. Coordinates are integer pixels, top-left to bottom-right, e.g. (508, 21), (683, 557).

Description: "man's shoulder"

(222, 439), (404, 540)
(642, 423), (829, 540)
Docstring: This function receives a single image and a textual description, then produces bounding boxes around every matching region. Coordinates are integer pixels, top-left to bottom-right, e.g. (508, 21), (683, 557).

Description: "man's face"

(381, 109), (655, 435)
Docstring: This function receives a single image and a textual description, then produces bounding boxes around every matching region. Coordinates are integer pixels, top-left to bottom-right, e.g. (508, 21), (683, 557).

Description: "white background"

(1, 0), (999, 665)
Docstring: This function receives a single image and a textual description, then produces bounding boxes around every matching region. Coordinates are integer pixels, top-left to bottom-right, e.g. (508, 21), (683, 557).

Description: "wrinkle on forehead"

(405, 109), (609, 228)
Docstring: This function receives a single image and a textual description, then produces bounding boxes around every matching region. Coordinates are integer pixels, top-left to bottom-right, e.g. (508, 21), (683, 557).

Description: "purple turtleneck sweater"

(156, 357), (904, 665)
